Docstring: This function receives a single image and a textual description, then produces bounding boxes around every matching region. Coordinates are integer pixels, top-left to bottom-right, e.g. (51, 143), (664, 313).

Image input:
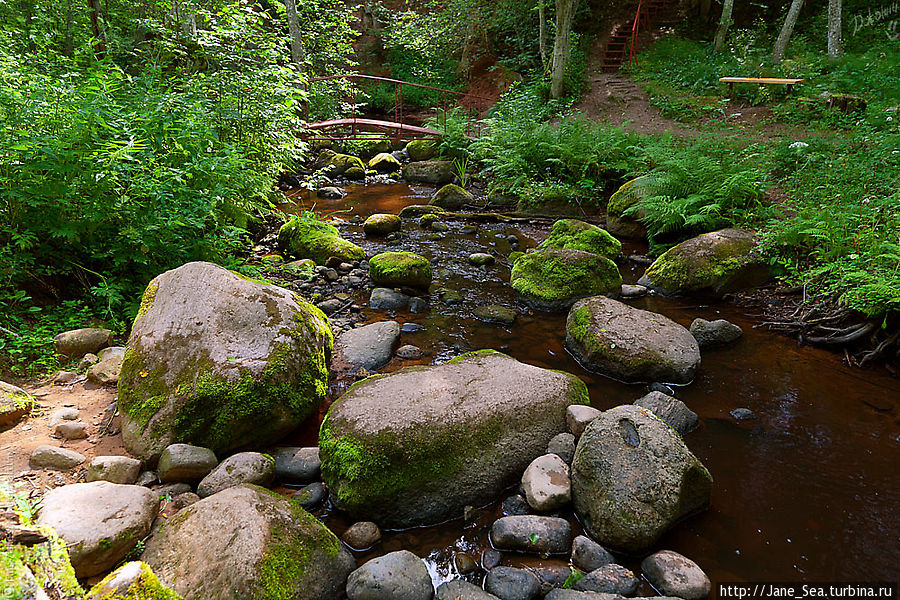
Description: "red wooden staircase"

(599, 0), (677, 72)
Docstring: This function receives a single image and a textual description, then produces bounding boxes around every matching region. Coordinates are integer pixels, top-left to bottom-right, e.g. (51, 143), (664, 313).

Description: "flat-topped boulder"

(320, 350), (589, 527)
(368, 252), (432, 289)
(511, 249), (622, 312)
(278, 216), (366, 265)
(538, 219), (622, 260)
(401, 160), (455, 185)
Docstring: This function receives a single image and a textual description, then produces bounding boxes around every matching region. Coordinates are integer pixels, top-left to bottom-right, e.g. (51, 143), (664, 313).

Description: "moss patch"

(368, 251), (432, 288)
(511, 249), (622, 311)
(87, 562), (182, 600)
(277, 216), (365, 265)
(538, 219), (622, 259)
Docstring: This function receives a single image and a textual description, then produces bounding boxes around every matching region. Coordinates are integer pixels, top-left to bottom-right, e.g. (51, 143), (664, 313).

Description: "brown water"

(283, 183), (900, 587)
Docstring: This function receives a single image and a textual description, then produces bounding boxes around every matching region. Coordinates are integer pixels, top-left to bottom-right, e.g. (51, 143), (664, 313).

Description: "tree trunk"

(87, 0), (106, 56)
(550, 0), (579, 99)
(771, 0), (804, 62)
(828, 0), (842, 58)
(712, 0), (734, 52)
(23, 0), (36, 53)
(64, 1), (74, 56)
(539, 2), (548, 71)
(284, 0), (305, 66)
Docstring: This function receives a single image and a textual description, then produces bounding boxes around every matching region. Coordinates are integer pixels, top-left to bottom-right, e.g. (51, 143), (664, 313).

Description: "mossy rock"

(278, 216), (366, 265)
(142, 485), (354, 600)
(87, 561), (182, 599)
(368, 153), (402, 174)
(0, 381), (34, 430)
(516, 185), (578, 214)
(637, 228), (770, 298)
(319, 350), (589, 527)
(419, 214), (441, 229)
(344, 166), (366, 181)
(345, 135), (392, 159)
(118, 262), (333, 461)
(323, 152), (366, 176)
(538, 219), (622, 260)
(399, 204), (446, 219)
(401, 160), (455, 185)
(606, 177), (650, 239)
(511, 249), (623, 312)
(406, 139), (437, 161)
(368, 252), (432, 289)
(430, 184), (473, 210)
(363, 214), (402, 237)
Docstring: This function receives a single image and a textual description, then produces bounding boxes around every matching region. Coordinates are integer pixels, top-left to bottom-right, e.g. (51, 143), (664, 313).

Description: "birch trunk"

(284, 0), (305, 66)
(771, 0), (804, 62)
(828, 0), (842, 58)
(712, 0), (734, 52)
(539, 2), (548, 71)
(550, 0), (579, 99)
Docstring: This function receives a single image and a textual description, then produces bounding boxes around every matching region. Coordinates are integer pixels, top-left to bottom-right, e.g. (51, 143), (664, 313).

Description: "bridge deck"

(305, 118), (443, 137)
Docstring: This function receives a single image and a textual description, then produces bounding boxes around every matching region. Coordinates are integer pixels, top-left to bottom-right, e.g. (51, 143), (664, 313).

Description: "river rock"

(272, 446), (320, 483)
(37, 482), (158, 577)
(469, 252), (495, 266)
(86, 561), (179, 600)
(49, 406), (78, 426)
(545, 592), (629, 600)
(396, 344), (424, 359)
(369, 152), (402, 173)
(566, 405), (601, 437)
(565, 296), (701, 384)
(571, 405), (713, 553)
(54, 420), (87, 440)
(364, 213), (402, 236)
(406, 139), (437, 162)
(730, 407), (756, 420)
(547, 432), (576, 464)
(571, 535), (614, 572)
(370, 287), (410, 311)
(197, 452), (275, 497)
(317, 186), (346, 199)
(490, 515), (572, 555)
(342, 521), (382, 550)
(54, 327), (113, 359)
(346, 550), (433, 600)
(485, 566), (541, 600)
(641, 550), (711, 600)
(634, 391), (699, 435)
(620, 284), (648, 298)
(399, 204), (446, 219)
(538, 219), (622, 260)
(369, 252), (432, 288)
(86, 353), (124, 385)
(294, 481), (327, 510)
(573, 564), (638, 595)
(0, 381), (34, 429)
(437, 580), (499, 600)
(473, 305), (516, 325)
(511, 249), (622, 312)
(86, 456), (142, 484)
(158, 443), (217, 483)
(320, 350), (588, 527)
(279, 216), (366, 264)
(29, 445), (85, 471)
(521, 454), (571, 511)
(118, 261), (333, 461)
(143, 484), (354, 600)
(402, 160), (455, 185)
(431, 184), (473, 209)
(320, 151), (366, 175)
(637, 229), (770, 298)
(690, 318), (743, 347)
(502, 494), (531, 516)
(606, 177), (650, 240)
(337, 321), (401, 371)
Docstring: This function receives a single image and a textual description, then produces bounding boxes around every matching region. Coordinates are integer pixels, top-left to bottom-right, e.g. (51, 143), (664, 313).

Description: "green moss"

(406, 139), (437, 161)
(419, 213), (440, 229)
(567, 305), (653, 374)
(429, 184), (472, 209)
(277, 216), (366, 265)
(447, 349), (507, 364)
(538, 219), (622, 260)
(398, 204), (446, 219)
(323, 153), (365, 175)
(136, 280), (159, 320)
(368, 251), (432, 288)
(511, 249), (622, 311)
(87, 562), (182, 600)
(607, 177), (648, 216)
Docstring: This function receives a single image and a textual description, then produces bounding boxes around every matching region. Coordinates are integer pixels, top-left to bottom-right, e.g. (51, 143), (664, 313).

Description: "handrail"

(629, 0), (643, 66)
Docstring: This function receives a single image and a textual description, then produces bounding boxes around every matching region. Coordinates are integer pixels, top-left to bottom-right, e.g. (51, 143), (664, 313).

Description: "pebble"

(454, 553), (477, 574)
(571, 535), (614, 572)
(730, 407), (757, 420)
(566, 405), (602, 437)
(401, 323), (425, 333)
(342, 521), (382, 550)
(482, 549), (502, 570)
(396, 345), (424, 359)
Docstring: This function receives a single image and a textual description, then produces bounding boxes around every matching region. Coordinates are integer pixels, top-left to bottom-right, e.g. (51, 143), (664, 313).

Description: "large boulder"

(430, 184), (473, 210)
(118, 262), (333, 461)
(0, 381), (34, 429)
(571, 405), (713, 553)
(538, 219), (622, 260)
(368, 252), (432, 289)
(278, 216), (366, 265)
(53, 327), (113, 359)
(511, 250), (622, 312)
(402, 160), (455, 185)
(37, 482), (159, 577)
(638, 229), (770, 298)
(606, 177), (650, 240)
(406, 139), (437, 162)
(369, 152), (402, 174)
(565, 296), (700, 384)
(143, 485), (354, 600)
(318, 150), (366, 175)
(320, 350), (589, 527)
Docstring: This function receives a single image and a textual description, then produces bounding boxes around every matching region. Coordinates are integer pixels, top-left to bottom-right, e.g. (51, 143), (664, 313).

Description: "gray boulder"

(54, 327), (112, 359)
(690, 318), (743, 347)
(158, 443), (218, 483)
(436, 580), (500, 600)
(634, 391), (699, 435)
(641, 550), (711, 600)
(571, 535), (614, 572)
(370, 288), (411, 311)
(547, 432), (576, 464)
(337, 321), (401, 371)
(565, 296), (701, 384)
(572, 564), (638, 595)
(272, 446), (321, 483)
(521, 454), (571, 511)
(402, 160), (455, 185)
(86, 456), (142, 484)
(0, 381), (34, 429)
(37, 482), (158, 577)
(320, 350), (588, 527)
(143, 484), (354, 600)
(29, 445), (85, 471)
(566, 405), (601, 437)
(490, 515), (572, 555)
(346, 550), (434, 600)
(485, 566), (541, 600)
(118, 261), (333, 461)
(197, 452), (275, 497)
(571, 405), (712, 553)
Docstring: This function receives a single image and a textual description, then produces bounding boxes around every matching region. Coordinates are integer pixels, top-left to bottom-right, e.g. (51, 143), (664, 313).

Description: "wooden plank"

(719, 77), (805, 85)
(305, 118), (443, 137)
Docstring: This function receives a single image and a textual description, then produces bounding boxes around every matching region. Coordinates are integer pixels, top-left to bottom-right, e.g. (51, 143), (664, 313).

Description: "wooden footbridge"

(302, 74), (487, 141)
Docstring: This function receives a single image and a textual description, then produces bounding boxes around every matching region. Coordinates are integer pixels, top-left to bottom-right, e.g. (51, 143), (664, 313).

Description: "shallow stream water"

(281, 183), (899, 589)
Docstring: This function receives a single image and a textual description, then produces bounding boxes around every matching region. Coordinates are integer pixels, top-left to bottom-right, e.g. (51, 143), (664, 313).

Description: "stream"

(282, 182), (899, 589)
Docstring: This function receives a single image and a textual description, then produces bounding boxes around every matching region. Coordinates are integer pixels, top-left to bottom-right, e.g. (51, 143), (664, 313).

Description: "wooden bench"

(719, 77), (805, 95)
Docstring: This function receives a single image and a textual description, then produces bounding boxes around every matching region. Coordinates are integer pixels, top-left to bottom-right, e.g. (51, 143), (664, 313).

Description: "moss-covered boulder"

(363, 213), (401, 237)
(606, 177), (650, 239)
(419, 213), (442, 229)
(347, 135), (392, 159)
(0, 381), (34, 429)
(87, 562), (182, 599)
(323, 152), (366, 176)
(399, 204), (446, 219)
(345, 166), (366, 180)
(319, 350), (589, 527)
(278, 215), (366, 265)
(118, 262), (333, 461)
(538, 219), (622, 260)
(143, 485), (354, 600)
(511, 249), (623, 312)
(406, 139), (437, 161)
(565, 296), (701, 384)
(430, 183), (473, 210)
(368, 252), (432, 289)
(368, 152), (402, 174)
(637, 228), (770, 298)
(401, 160), (455, 185)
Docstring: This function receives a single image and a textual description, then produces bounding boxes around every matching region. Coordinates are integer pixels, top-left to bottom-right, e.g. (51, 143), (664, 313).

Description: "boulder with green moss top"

(606, 177), (650, 239)
(345, 166), (367, 180)
(363, 214), (401, 237)
(572, 405), (712, 553)
(368, 252), (432, 289)
(319, 349), (589, 527)
(638, 228), (770, 298)
(278, 216), (366, 265)
(87, 561), (182, 600)
(401, 160), (455, 185)
(118, 261), (333, 461)
(143, 484), (354, 600)
(430, 183), (473, 210)
(322, 152), (366, 176)
(399, 204), (446, 219)
(538, 219), (622, 260)
(406, 139), (437, 161)
(510, 249), (622, 312)
(516, 185), (578, 214)
(368, 152), (402, 174)
(565, 296), (700, 384)
(1, 381), (34, 429)
(348, 136), (392, 159)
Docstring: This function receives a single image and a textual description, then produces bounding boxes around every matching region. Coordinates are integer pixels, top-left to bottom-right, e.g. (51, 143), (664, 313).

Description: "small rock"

(346, 550), (434, 600)
(521, 454), (571, 511)
(98, 346), (126, 360)
(431, 222), (449, 232)
(401, 323), (425, 333)
(370, 287), (410, 311)
(649, 382), (675, 396)
(454, 553), (478, 575)
(460, 226), (478, 235)
(469, 253), (495, 266)
(54, 421), (88, 440)
(317, 186), (346, 199)
(566, 405), (601, 437)
(79, 353), (100, 370)
(546, 432), (576, 464)
(158, 444), (217, 483)
(293, 481), (326, 510)
(473, 305), (517, 325)
(271, 447), (320, 484)
(408, 297), (429, 313)
(29, 445), (85, 470)
(54, 328), (113, 359)
(490, 515), (572, 555)
(168, 492), (201, 512)
(437, 580), (496, 600)
(502, 494), (532, 516)
(634, 391), (699, 435)
(87, 456), (142, 484)
(571, 535), (614, 572)
(197, 452), (275, 498)
(730, 408), (756, 421)
(396, 344), (424, 359)
(485, 566), (541, 600)
(317, 298), (344, 315)
(690, 318), (743, 347)
(482, 549), (502, 570)
(338, 321), (401, 371)
(136, 471), (158, 487)
(153, 483), (192, 498)
(342, 521), (382, 550)
(324, 268), (340, 282)
(53, 370), (79, 384)
(87, 353), (124, 385)
(641, 550), (711, 600)
(620, 284), (648, 298)
(441, 288), (463, 305)
(573, 564), (638, 595)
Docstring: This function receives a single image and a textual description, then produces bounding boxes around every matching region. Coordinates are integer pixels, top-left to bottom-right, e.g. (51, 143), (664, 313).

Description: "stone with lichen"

(511, 249), (622, 312)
